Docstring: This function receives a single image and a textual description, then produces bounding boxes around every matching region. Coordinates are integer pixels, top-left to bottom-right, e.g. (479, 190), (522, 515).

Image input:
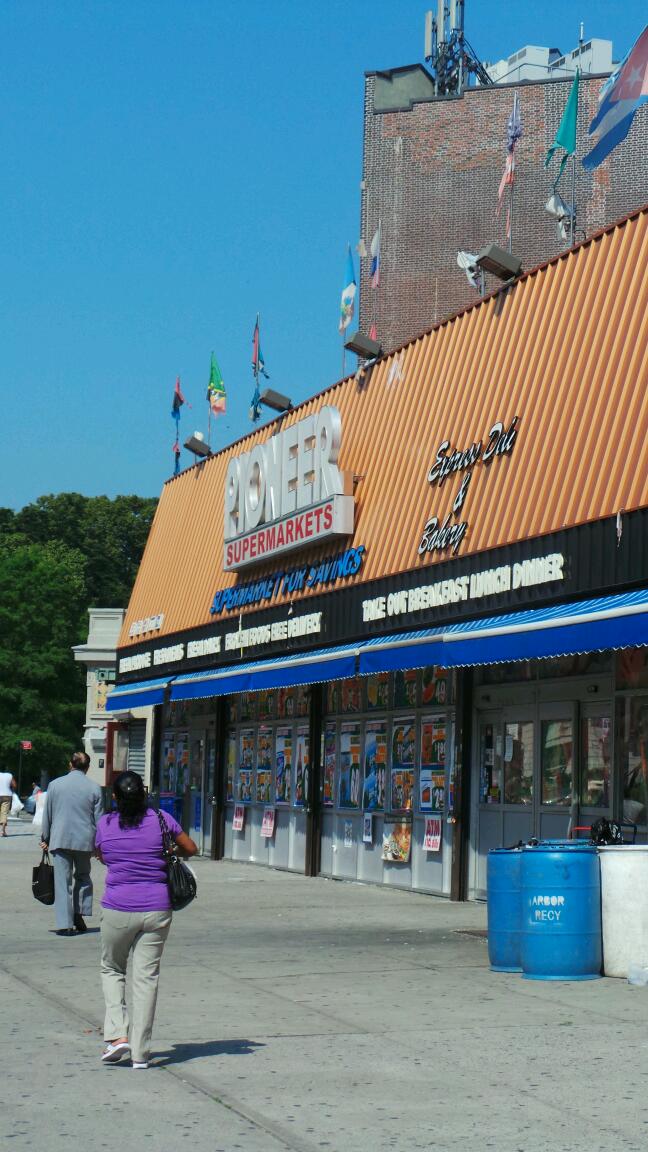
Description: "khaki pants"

(0, 796), (11, 829)
(100, 908), (172, 1064)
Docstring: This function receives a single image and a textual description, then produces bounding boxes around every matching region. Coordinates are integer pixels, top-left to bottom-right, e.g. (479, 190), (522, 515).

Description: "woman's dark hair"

(113, 771), (148, 829)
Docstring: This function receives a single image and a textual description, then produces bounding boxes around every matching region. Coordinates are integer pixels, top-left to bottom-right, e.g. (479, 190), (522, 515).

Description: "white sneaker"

(132, 1061), (148, 1069)
(102, 1042), (131, 1064)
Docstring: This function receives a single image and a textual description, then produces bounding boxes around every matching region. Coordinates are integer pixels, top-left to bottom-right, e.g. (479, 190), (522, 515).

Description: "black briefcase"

(32, 850), (55, 905)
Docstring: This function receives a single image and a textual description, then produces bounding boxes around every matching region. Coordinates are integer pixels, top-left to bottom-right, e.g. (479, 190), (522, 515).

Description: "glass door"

(189, 736), (205, 853)
(502, 709), (535, 847)
(579, 704), (612, 831)
(538, 702), (575, 841)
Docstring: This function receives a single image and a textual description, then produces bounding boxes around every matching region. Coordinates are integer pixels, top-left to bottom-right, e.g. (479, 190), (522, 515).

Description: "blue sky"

(1, 1), (645, 510)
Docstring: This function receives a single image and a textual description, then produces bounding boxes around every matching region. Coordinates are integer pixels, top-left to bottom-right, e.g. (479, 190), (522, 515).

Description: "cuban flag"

(370, 221), (381, 288)
(583, 25), (648, 170)
(338, 246), (356, 333)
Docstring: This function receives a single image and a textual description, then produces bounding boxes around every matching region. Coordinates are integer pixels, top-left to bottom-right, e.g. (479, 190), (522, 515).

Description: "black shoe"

(56, 928), (76, 936)
(73, 914), (88, 933)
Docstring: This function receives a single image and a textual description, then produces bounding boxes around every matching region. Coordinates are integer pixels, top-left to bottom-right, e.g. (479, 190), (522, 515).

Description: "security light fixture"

(344, 331), (383, 359)
(183, 432), (212, 459)
(475, 243), (523, 282)
(259, 387), (292, 413)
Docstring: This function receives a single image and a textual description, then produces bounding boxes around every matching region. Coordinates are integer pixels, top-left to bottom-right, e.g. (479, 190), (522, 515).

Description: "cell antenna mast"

(424, 1), (492, 95)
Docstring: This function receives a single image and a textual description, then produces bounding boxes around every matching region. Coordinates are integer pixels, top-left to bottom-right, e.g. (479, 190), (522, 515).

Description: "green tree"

(0, 536), (87, 782)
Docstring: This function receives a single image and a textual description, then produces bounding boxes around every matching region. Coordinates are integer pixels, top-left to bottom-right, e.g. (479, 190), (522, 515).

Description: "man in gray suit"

(41, 752), (103, 936)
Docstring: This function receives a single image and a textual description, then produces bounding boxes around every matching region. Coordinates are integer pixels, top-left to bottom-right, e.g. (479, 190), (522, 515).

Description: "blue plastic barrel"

(521, 844), (601, 981)
(487, 848), (522, 972)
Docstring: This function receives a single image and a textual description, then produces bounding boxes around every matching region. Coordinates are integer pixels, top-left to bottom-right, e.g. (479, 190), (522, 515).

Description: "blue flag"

(583, 25), (648, 170)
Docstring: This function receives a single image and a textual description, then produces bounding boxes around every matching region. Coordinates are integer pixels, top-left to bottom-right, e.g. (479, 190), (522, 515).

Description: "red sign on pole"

(20, 740), (32, 751)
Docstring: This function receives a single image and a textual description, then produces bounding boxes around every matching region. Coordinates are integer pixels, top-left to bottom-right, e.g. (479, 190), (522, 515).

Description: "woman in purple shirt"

(95, 771), (197, 1068)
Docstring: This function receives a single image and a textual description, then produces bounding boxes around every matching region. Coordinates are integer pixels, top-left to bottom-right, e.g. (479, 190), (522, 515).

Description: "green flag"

(545, 70), (579, 185)
(207, 353), (226, 415)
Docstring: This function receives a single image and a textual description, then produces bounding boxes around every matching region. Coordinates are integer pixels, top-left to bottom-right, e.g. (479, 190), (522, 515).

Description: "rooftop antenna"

(424, 1), (492, 95)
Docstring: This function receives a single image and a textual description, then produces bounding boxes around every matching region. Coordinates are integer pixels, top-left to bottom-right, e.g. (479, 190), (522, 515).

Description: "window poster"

(421, 666), (450, 706)
(260, 806), (276, 838)
(344, 820), (354, 848)
(161, 730), (176, 793)
(366, 673), (390, 711)
(338, 722), (361, 808)
(363, 720), (387, 811)
(257, 690), (275, 721)
(232, 803), (245, 832)
(340, 677), (362, 714)
(275, 727), (292, 805)
(326, 680), (338, 715)
(256, 725), (273, 803)
(294, 727), (309, 807)
(382, 815), (413, 862)
(363, 813), (373, 844)
(420, 718), (446, 812)
(277, 686), (295, 719)
(238, 728), (254, 803)
(323, 723), (336, 807)
(391, 720), (415, 811)
(295, 684), (309, 717)
(423, 816), (442, 852)
(238, 692), (256, 723)
(175, 732), (189, 794)
(394, 669), (418, 709)
(226, 729), (236, 802)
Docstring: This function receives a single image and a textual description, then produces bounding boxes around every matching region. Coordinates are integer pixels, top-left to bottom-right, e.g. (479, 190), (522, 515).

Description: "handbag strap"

(155, 808), (174, 859)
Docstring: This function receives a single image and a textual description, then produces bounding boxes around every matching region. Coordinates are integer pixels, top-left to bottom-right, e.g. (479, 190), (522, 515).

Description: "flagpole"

(508, 181), (514, 253)
(570, 153), (576, 247)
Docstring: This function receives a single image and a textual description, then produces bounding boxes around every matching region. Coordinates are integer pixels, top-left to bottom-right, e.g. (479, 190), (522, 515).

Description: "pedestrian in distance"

(40, 751), (103, 935)
(95, 771), (197, 1068)
(0, 768), (18, 837)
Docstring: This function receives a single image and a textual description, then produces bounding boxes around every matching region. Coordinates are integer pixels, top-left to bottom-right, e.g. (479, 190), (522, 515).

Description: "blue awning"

(359, 589), (648, 675)
(171, 644), (359, 702)
(105, 676), (170, 712)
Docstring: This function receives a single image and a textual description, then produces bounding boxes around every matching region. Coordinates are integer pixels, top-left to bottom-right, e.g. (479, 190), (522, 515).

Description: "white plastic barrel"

(599, 846), (648, 978)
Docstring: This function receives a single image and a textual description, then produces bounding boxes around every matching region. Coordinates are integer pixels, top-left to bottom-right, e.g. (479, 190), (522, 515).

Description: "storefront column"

(450, 668), (474, 901)
(212, 697), (229, 861)
(306, 683), (324, 877)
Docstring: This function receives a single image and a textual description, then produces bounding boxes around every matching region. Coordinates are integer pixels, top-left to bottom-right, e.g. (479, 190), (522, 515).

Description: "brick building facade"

(359, 65), (648, 352)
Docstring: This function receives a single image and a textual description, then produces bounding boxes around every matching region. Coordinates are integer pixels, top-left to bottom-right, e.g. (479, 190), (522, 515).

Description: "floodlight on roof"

(475, 243), (523, 281)
(259, 388), (292, 413)
(183, 432), (212, 459)
(344, 331), (383, 359)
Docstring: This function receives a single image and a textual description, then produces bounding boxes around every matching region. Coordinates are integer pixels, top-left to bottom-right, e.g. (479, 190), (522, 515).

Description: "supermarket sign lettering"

(223, 406), (354, 571)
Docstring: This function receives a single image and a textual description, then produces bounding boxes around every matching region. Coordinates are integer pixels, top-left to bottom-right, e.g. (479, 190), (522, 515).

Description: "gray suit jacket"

(42, 771), (104, 852)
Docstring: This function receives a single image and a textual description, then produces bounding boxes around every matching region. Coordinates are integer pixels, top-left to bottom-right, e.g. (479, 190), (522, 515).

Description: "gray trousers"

(100, 908), (172, 1064)
(51, 849), (93, 930)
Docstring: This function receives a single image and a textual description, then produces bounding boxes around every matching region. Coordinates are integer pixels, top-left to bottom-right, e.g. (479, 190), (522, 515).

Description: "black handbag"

(32, 849), (55, 906)
(156, 810), (197, 911)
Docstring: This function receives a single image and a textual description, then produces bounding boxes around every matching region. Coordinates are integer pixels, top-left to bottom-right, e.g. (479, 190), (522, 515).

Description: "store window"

(340, 677), (363, 713)
(503, 721), (533, 804)
(394, 669), (418, 709)
(257, 690), (276, 722)
(294, 727), (308, 806)
(419, 717), (446, 812)
(338, 721), (361, 807)
(541, 719), (573, 806)
(616, 649), (648, 691)
(225, 729), (236, 802)
(479, 721), (502, 804)
(275, 726), (292, 804)
(366, 673), (390, 711)
(237, 728), (254, 802)
(322, 723), (336, 806)
(256, 725), (272, 803)
(617, 696), (648, 827)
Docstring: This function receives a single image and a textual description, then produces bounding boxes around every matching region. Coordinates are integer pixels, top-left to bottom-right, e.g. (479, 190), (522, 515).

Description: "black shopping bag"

(32, 850), (55, 906)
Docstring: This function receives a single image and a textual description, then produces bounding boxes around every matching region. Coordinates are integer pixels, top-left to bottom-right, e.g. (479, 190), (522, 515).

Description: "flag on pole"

(370, 222), (381, 287)
(171, 377), (186, 475)
(252, 316), (269, 381)
(207, 353), (226, 415)
(545, 70), (579, 185)
(339, 246), (356, 333)
(496, 92), (522, 240)
(583, 25), (648, 170)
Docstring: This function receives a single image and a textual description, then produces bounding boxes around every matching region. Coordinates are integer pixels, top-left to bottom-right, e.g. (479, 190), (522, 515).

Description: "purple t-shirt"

(96, 808), (182, 912)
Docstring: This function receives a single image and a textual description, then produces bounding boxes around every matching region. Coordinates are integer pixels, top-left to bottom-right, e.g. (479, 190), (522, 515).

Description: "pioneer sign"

(223, 406), (354, 571)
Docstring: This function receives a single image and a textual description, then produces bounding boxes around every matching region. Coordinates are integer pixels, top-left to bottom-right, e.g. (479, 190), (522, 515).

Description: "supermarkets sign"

(223, 406), (354, 571)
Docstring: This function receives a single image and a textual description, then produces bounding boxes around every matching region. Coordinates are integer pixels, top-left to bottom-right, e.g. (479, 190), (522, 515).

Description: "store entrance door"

(188, 736), (205, 853)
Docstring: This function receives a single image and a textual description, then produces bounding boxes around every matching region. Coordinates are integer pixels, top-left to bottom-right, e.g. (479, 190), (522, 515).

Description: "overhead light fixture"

(344, 331), (382, 359)
(183, 432), (212, 459)
(475, 243), (523, 282)
(259, 387), (292, 413)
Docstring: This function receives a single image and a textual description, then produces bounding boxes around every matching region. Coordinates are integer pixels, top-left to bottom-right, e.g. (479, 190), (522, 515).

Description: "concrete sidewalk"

(1, 823), (647, 1152)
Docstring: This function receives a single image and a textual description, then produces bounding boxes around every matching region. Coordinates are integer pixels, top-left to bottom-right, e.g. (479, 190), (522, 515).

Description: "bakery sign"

(223, 406), (354, 571)
(418, 417), (519, 557)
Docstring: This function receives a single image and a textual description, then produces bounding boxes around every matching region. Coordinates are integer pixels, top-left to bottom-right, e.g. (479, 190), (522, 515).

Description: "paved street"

(2, 819), (648, 1151)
